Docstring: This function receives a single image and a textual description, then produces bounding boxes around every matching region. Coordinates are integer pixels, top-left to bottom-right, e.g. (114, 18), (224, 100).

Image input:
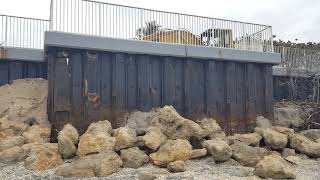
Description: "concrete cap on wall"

(44, 31), (281, 64)
(0, 46), (44, 62)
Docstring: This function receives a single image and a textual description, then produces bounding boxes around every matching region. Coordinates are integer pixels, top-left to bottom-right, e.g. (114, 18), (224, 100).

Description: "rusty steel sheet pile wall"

(47, 47), (274, 138)
(0, 60), (47, 86)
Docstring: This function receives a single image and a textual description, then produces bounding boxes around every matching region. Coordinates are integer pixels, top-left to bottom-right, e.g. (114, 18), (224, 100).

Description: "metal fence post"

(49, 0), (54, 30)
(4, 16), (8, 46)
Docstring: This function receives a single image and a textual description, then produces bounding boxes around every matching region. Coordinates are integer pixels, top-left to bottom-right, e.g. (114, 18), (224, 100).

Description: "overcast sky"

(1, 0), (319, 43)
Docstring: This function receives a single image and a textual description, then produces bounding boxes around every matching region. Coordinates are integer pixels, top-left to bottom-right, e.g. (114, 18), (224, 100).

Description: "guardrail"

(0, 14), (49, 49)
(274, 46), (320, 72)
(50, 0), (274, 52)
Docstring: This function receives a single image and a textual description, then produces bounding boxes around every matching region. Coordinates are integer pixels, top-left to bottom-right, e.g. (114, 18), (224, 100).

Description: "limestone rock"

(285, 155), (302, 165)
(289, 133), (320, 158)
(254, 154), (295, 179)
(0, 136), (25, 151)
(191, 148), (207, 159)
(150, 106), (204, 140)
(282, 148), (295, 157)
(22, 125), (50, 143)
(86, 120), (113, 135)
(137, 171), (157, 180)
(58, 124), (79, 145)
(149, 139), (192, 166)
(143, 126), (167, 151)
(198, 118), (226, 140)
(125, 110), (158, 133)
(300, 129), (320, 142)
(262, 128), (288, 150)
(0, 146), (26, 162)
(231, 142), (268, 167)
(58, 135), (77, 159)
(55, 151), (123, 178)
(271, 126), (294, 136)
(227, 133), (262, 146)
(77, 133), (115, 156)
(114, 127), (137, 151)
(167, 160), (186, 173)
(202, 139), (232, 162)
(274, 107), (304, 127)
(256, 116), (272, 128)
(0, 115), (29, 136)
(22, 143), (63, 171)
(120, 147), (149, 168)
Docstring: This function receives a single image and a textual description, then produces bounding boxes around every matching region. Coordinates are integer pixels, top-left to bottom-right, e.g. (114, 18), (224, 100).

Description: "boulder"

(274, 107), (304, 127)
(256, 116), (272, 128)
(198, 118), (226, 140)
(58, 135), (77, 159)
(190, 148), (207, 159)
(22, 143), (63, 171)
(125, 110), (158, 133)
(0, 146), (26, 162)
(77, 133), (115, 157)
(202, 139), (232, 162)
(58, 124), (79, 145)
(22, 125), (50, 143)
(262, 128), (288, 150)
(227, 133), (262, 146)
(150, 106), (204, 140)
(167, 160), (186, 173)
(0, 131), (11, 140)
(231, 142), (268, 167)
(55, 151), (123, 178)
(254, 154), (295, 179)
(0, 115), (29, 136)
(285, 155), (302, 165)
(120, 147), (149, 168)
(0, 136), (25, 151)
(289, 133), (320, 158)
(114, 127), (137, 151)
(271, 126), (294, 136)
(300, 129), (320, 142)
(85, 120), (113, 135)
(282, 148), (296, 157)
(149, 139), (192, 166)
(143, 126), (167, 151)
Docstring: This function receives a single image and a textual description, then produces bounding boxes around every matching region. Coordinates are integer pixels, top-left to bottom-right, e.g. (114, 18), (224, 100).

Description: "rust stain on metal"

(0, 47), (8, 59)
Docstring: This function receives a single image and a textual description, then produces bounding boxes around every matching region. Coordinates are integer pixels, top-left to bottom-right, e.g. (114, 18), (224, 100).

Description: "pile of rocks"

(1, 106), (320, 179)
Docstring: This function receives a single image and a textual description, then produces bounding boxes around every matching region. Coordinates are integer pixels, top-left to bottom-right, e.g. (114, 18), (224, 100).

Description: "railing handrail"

(81, 0), (271, 28)
(0, 14), (50, 22)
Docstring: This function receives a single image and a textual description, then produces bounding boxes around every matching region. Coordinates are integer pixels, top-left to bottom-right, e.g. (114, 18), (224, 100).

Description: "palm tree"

(136, 21), (161, 39)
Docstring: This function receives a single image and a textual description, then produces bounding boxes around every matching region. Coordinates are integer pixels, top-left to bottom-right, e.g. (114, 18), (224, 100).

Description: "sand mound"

(0, 78), (49, 127)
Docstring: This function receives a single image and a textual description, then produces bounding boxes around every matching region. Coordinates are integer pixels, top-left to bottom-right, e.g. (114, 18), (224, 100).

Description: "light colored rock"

(254, 154), (295, 179)
(143, 126), (167, 151)
(262, 128), (288, 150)
(58, 124), (79, 144)
(198, 118), (226, 140)
(22, 125), (50, 143)
(86, 120), (113, 135)
(0, 136), (25, 151)
(0, 131), (12, 140)
(149, 139), (192, 166)
(190, 148), (207, 159)
(55, 151), (123, 178)
(125, 110), (158, 132)
(150, 106), (204, 140)
(0, 79), (49, 127)
(22, 143), (63, 171)
(167, 160), (186, 173)
(300, 129), (320, 142)
(58, 135), (77, 159)
(274, 107), (304, 127)
(231, 142), (268, 167)
(227, 133), (262, 146)
(256, 116), (272, 128)
(120, 147), (149, 168)
(137, 171), (156, 180)
(0, 115), (29, 136)
(77, 133), (115, 156)
(282, 148), (296, 157)
(271, 126), (295, 136)
(254, 127), (264, 135)
(285, 155), (302, 165)
(202, 139), (232, 162)
(289, 133), (320, 158)
(0, 146), (26, 162)
(114, 127), (137, 151)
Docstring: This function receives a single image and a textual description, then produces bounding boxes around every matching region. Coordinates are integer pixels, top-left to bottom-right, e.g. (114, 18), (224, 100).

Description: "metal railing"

(0, 14), (50, 49)
(50, 0), (274, 52)
(274, 46), (320, 72)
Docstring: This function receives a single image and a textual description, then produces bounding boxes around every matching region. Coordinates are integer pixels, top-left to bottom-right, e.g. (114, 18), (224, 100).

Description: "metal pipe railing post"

(4, 16), (8, 46)
(49, 0), (54, 30)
